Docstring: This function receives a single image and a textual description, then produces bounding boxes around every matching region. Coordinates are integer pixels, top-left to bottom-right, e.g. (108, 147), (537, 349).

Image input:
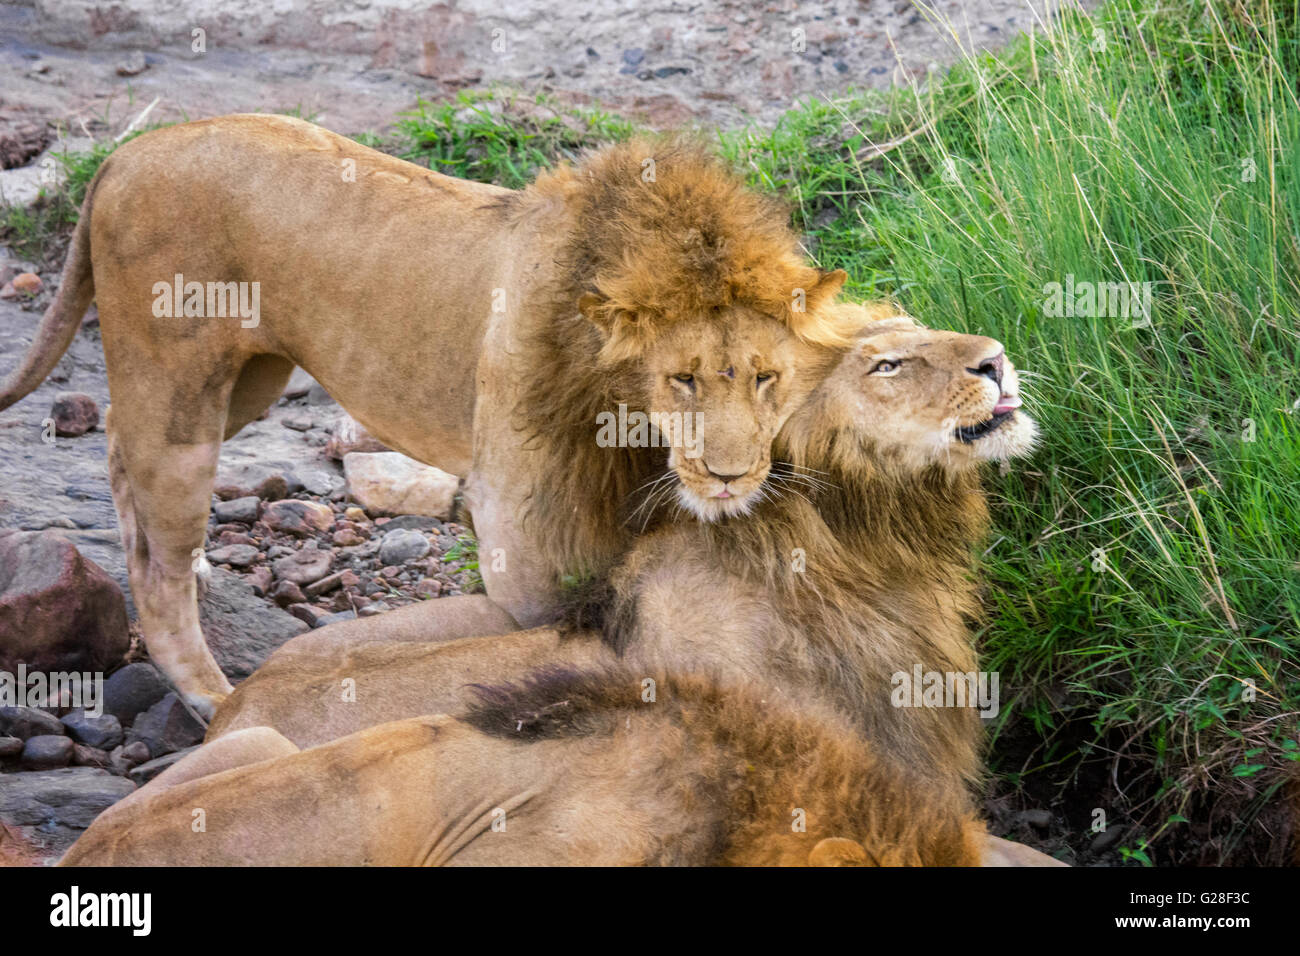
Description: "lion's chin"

(675, 483), (761, 522)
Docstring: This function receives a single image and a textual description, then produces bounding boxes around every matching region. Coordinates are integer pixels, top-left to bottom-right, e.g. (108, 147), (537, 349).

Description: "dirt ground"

(1, 1), (1075, 137)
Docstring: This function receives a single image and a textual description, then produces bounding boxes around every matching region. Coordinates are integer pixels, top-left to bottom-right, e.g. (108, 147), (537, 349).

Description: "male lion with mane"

(206, 311), (1037, 792)
(0, 117), (854, 715)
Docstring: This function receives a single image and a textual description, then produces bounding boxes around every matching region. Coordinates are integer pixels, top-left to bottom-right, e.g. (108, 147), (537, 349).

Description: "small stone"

(282, 415), (313, 431)
(414, 578), (442, 599)
(71, 743), (113, 769)
(22, 734), (74, 769)
(125, 693), (205, 758)
(270, 579), (306, 607)
(272, 549), (332, 586)
(216, 530), (256, 547)
(60, 709), (124, 750)
(101, 663), (170, 727)
(213, 462), (297, 501)
(298, 468), (339, 496)
(1090, 826), (1125, 853)
(213, 496), (261, 524)
(108, 740), (151, 775)
(287, 603), (330, 628)
(303, 570), (347, 598)
(381, 514), (441, 533)
(247, 565), (273, 596)
(205, 543), (260, 568)
(326, 415), (389, 459)
(50, 392), (99, 436)
(115, 50), (148, 76)
(358, 602), (390, 617)
(0, 735), (23, 758)
(0, 706), (65, 740)
(262, 499), (334, 536)
(378, 529), (432, 565)
(332, 528), (365, 547)
(343, 507), (368, 522)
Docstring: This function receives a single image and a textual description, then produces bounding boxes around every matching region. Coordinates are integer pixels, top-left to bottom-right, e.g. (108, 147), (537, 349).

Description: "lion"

(63, 317), (1060, 867)
(62, 665), (989, 866)
(0, 116), (853, 715)
(206, 317), (1038, 799)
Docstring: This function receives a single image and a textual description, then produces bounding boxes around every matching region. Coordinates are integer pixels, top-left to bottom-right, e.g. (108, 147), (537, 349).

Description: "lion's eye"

(756, 371), (776, 387)
(671, 373), (694, 386)
(870, 360), (901, 374)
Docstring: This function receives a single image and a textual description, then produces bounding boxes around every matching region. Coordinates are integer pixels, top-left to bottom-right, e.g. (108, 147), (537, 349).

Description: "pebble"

(50, 391), (99, 436)
(0, 706), (65, 740)
(71, 743), (113, 770)
(262, 498), (335, 536)
(101, 663), (170, 726)
(206, 543), (260, 567)
(378, 528), (432, 565)
(270, 579), (306, 607)
(213, 495), (261, 524)
(272, 548), (332, 585)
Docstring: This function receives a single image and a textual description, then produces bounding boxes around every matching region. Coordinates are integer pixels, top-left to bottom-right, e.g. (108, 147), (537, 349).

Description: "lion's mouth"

(955, 410), (1014, 443)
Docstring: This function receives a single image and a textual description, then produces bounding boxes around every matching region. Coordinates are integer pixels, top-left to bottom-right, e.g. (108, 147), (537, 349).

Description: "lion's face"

(816, 323), (1038, 472)
(634, 310), (826, 522)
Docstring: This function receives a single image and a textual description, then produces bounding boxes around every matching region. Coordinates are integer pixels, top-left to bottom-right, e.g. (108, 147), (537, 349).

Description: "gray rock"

(0, 706), (65, 740)
(1090, 825), (1125, 853)
(205, 543), (260, 567)
(0, 767), (136, 837)
(213, 462), (302, 501)
(108, 741), (151, 775)
(380, 514), (443, 533)
(124, 693), (205, 758)
(0, 735), (24, 758)
(281, 367), (316, 399)
(21, 734), (74, 769)
(127, 746), (198, 785)
(378, 528), (431, 565)
(212, 495), (261, 524)
(1015, 809), (1053, 831)
(60, 709), (124, 750)
(198, 567), (309, 682)
(101, 663), (170, 727)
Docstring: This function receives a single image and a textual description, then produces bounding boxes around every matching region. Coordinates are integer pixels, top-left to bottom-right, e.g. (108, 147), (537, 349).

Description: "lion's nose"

(969, 351), (1004, 386)
(706, 468), (748, 483)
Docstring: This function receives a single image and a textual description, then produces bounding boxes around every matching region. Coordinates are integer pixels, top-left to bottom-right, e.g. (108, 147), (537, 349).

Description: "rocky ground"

(0, 0), (1086, 862)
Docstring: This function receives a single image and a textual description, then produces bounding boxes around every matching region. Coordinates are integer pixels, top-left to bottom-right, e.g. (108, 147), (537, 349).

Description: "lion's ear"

(808, 268), (847, 309)
(578, 293), (651, 364)
(808, 837), (872, 867)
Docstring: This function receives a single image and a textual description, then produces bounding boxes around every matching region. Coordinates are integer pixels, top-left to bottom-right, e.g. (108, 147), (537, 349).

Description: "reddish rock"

(272, 548), (332, 586)
(247, 565), (273, 596)
(0, 531), (130, 675)
(49, 392), (99, 436)
(262, 499), (334, 536)
(270, 579), (306, 607)
(10, 272), (43, 295)
(205, 543), (260, 567)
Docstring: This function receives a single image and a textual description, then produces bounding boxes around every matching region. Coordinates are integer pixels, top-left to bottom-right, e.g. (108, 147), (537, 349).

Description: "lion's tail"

(0, 161), (107, 411)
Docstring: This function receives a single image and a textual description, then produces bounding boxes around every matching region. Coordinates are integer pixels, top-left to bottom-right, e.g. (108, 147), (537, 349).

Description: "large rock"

(0, 531), (131, 674)
(343, 452), (458, 519)
(0, 767), (136, 857)
(198, 567), (309, 682)
(101, 663), (170, 727)
(272, 547), (333, 585)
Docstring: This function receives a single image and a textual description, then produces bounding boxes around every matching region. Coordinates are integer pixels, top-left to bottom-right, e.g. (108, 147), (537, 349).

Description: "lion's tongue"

(993, 394), (1022, 415)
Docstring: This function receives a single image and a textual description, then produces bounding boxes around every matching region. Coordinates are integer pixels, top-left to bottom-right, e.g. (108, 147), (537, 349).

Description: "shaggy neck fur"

(590, 403), (993, 790)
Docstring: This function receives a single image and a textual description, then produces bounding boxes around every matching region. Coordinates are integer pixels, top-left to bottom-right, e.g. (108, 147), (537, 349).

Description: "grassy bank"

(6, 0), (1295, 865)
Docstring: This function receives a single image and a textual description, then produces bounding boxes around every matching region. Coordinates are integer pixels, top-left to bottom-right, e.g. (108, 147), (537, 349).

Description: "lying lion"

(0, 119), (855, 714)
(64, 666), (991, 866)
(207, 318), (1038, 801)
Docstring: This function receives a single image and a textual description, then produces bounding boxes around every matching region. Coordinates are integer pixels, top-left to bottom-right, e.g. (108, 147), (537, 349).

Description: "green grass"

(5, 0), (1295, 864)
(723, 0), (1300, 864)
